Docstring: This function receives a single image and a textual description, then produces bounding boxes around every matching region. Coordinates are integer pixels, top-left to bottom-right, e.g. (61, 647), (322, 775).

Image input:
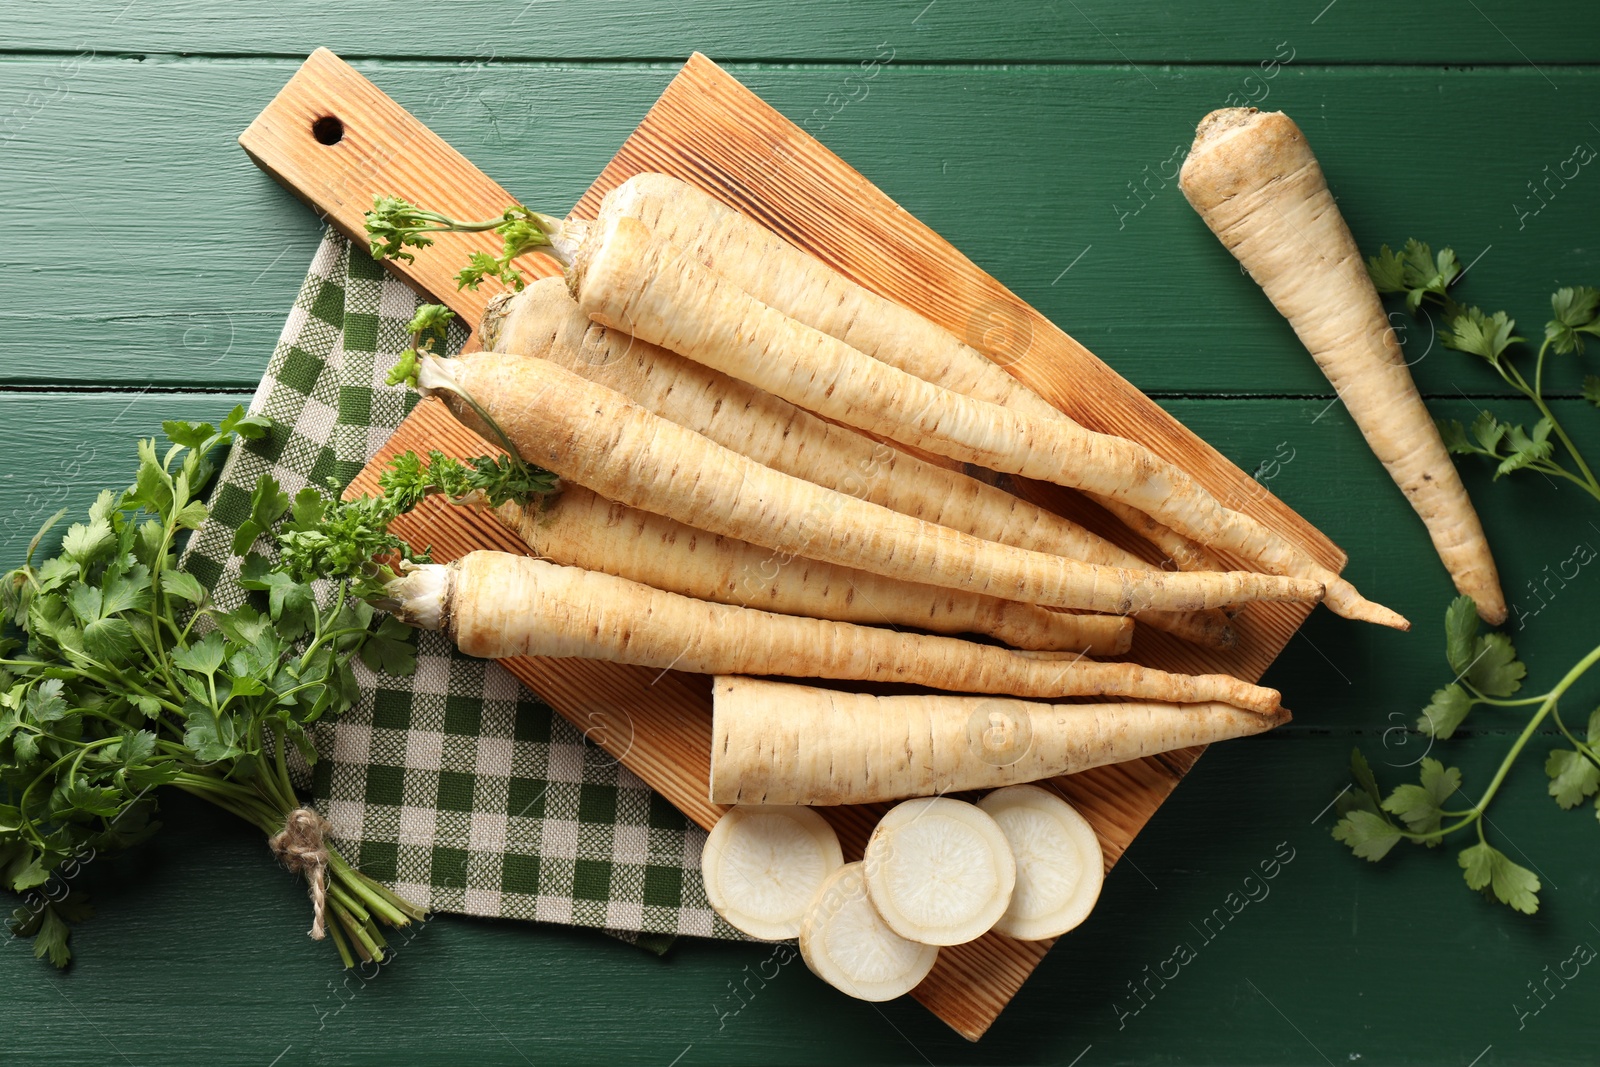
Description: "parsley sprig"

(364, 196), (568, 291)
(1, 414), (431, 967)
(1333, 596), (1600, 913)
(379, 449), (559, 514)
(385, 304), (458, 390)
(1369, 239), (1600, 498)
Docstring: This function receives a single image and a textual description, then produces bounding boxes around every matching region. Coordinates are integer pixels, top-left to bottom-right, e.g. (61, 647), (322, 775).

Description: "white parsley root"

(799, 862), (939, 1002)
(1179, 107), (1502, 624)
(977, 785), (1104, 941)
(708, 676), (1291, 806)
(700, 805), (844, 941)
(862, 797), (1016, 947)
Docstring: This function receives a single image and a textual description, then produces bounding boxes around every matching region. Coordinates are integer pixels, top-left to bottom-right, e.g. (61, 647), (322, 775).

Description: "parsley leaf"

(1465, 633), (1525, 697)
(1545, 285), (1600, 355)
(231, 473), (291, 555)
(1381, 758), (1462, 844)
(1444, 595), (1478, 675)
(1458, 841), (1540, 914)
(1333, 810), (1403, 861)
(1544, 749), (1600, 809)
(1366, 239), (1460, 313)
(1442, 307), (1523, 365)
(1416, 683), (1473, 739)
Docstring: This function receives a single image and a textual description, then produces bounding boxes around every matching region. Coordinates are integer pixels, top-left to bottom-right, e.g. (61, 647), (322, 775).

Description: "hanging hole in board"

(311, 115), (345, 145)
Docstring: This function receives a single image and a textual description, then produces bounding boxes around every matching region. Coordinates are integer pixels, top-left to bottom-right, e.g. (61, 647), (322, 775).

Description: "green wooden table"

(4, 3), (1599, 1063)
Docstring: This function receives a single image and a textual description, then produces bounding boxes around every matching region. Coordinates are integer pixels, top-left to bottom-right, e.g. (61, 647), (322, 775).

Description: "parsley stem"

(325, 910), (358, 969)
(1466, 693), (1547, 708)
(1467, 640), (1600, 826)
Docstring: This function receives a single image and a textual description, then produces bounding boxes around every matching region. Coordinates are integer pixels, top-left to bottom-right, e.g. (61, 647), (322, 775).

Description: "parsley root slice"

(487, 491), (1133, 655)
(977, 785), (1104, 941)
(385, 552), (1286, 713)
(420, 352), (1319, 616)
(800, 862), (938, 1002)
(564, 214), (1397, 629)
(1179, 108), (1505, 624)
(579, 175), (1226, 580)
(862, 797), (1016, 947)
(482, 278), (1234, 650)
(701, 805), (843, 940)
(708, 676), (1290, 805)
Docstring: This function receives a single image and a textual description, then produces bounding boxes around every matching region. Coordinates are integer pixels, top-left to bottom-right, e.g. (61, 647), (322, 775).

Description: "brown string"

(269, 808), (333, 940)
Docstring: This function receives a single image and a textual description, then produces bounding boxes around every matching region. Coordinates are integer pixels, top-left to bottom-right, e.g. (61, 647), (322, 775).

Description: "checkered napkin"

(179, 230), (745, 947)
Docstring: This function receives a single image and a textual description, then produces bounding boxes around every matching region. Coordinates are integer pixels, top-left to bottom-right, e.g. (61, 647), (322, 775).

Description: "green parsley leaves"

(1335, 597), (1600, 914)
(362, 197), (569, 291)
(1, 416), (428, 966)
(1371, 238), (1600, 502)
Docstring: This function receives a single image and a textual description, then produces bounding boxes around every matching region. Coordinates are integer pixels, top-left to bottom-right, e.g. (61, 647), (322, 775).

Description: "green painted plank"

(4, 0), (1597, 64)
(0, 391), (246, 555)
(3, 59), (1596, 395)
(0, 734), (1591, 1065)
(3, 389), (1598, 1062)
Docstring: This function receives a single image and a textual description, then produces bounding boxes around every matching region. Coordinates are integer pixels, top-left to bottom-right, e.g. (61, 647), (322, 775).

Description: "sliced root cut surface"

(862, 797), (1016, 946)
(978, 784), (1105, 941)
(701, 805), (844, 940)
(799, 862), (938, 1002)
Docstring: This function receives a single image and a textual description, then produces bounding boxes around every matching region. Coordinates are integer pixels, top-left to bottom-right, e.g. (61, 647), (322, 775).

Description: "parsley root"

(419, 351), (1324, 616)
(383, 447), (1133, 654)
(709, 676), (1289, 805)
(1180, 108), (1504, 624)
(481, 278), (1234, 650)
(564, 213), (1397, 628)
(385, 552), (1287, 713)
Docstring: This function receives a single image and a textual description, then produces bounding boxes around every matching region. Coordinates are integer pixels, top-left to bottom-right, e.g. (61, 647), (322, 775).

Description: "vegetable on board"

(383, 552), (1287, 713)
(367, 191), (1396, 628)
(473, 481), (1134, 655)
(700, 804), (843, 941)
(415, 351), (1322, 617)
(707, 676), (1290, 805)
(800, 861), (938, 1002)
(977, 785), (1104, 941)
(1178, 107), (1504, 624)
(562, 213), (1398, 628)
(482, 278), (1233, 650)
(862, 796), (1016, 947)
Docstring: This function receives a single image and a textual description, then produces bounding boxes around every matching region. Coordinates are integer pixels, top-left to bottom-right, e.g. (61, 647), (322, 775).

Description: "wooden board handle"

(238, 47), (558, 326)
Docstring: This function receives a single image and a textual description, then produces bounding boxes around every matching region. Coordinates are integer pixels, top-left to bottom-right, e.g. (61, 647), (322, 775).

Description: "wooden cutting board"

(240, 48), (1344, 1041)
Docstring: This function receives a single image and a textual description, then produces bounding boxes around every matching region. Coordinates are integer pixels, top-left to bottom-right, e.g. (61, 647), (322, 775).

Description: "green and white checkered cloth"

(180, 230), (744, 947)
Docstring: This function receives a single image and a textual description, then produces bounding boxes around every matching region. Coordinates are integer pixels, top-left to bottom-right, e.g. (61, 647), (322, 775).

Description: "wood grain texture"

(264, 49), (1349, 1039)
(6, 0), (1597, 63)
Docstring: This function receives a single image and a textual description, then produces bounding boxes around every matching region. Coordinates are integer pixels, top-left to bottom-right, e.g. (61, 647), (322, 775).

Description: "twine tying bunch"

(269, 807), (334, 940)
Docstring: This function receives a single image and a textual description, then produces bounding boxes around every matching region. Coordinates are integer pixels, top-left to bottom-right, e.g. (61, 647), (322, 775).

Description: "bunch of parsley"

(1333, 596), (1600, 913)
(1, 413), (428, 967)
(1369, 240), (1600, 498)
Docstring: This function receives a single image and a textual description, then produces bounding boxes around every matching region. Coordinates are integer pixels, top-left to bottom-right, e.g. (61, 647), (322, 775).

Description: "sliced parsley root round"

(862, 797), (1016, 947)
(701, 805), (843, 940)
(799, 862), (939, 1002)
(977, 785), (1104, 941)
